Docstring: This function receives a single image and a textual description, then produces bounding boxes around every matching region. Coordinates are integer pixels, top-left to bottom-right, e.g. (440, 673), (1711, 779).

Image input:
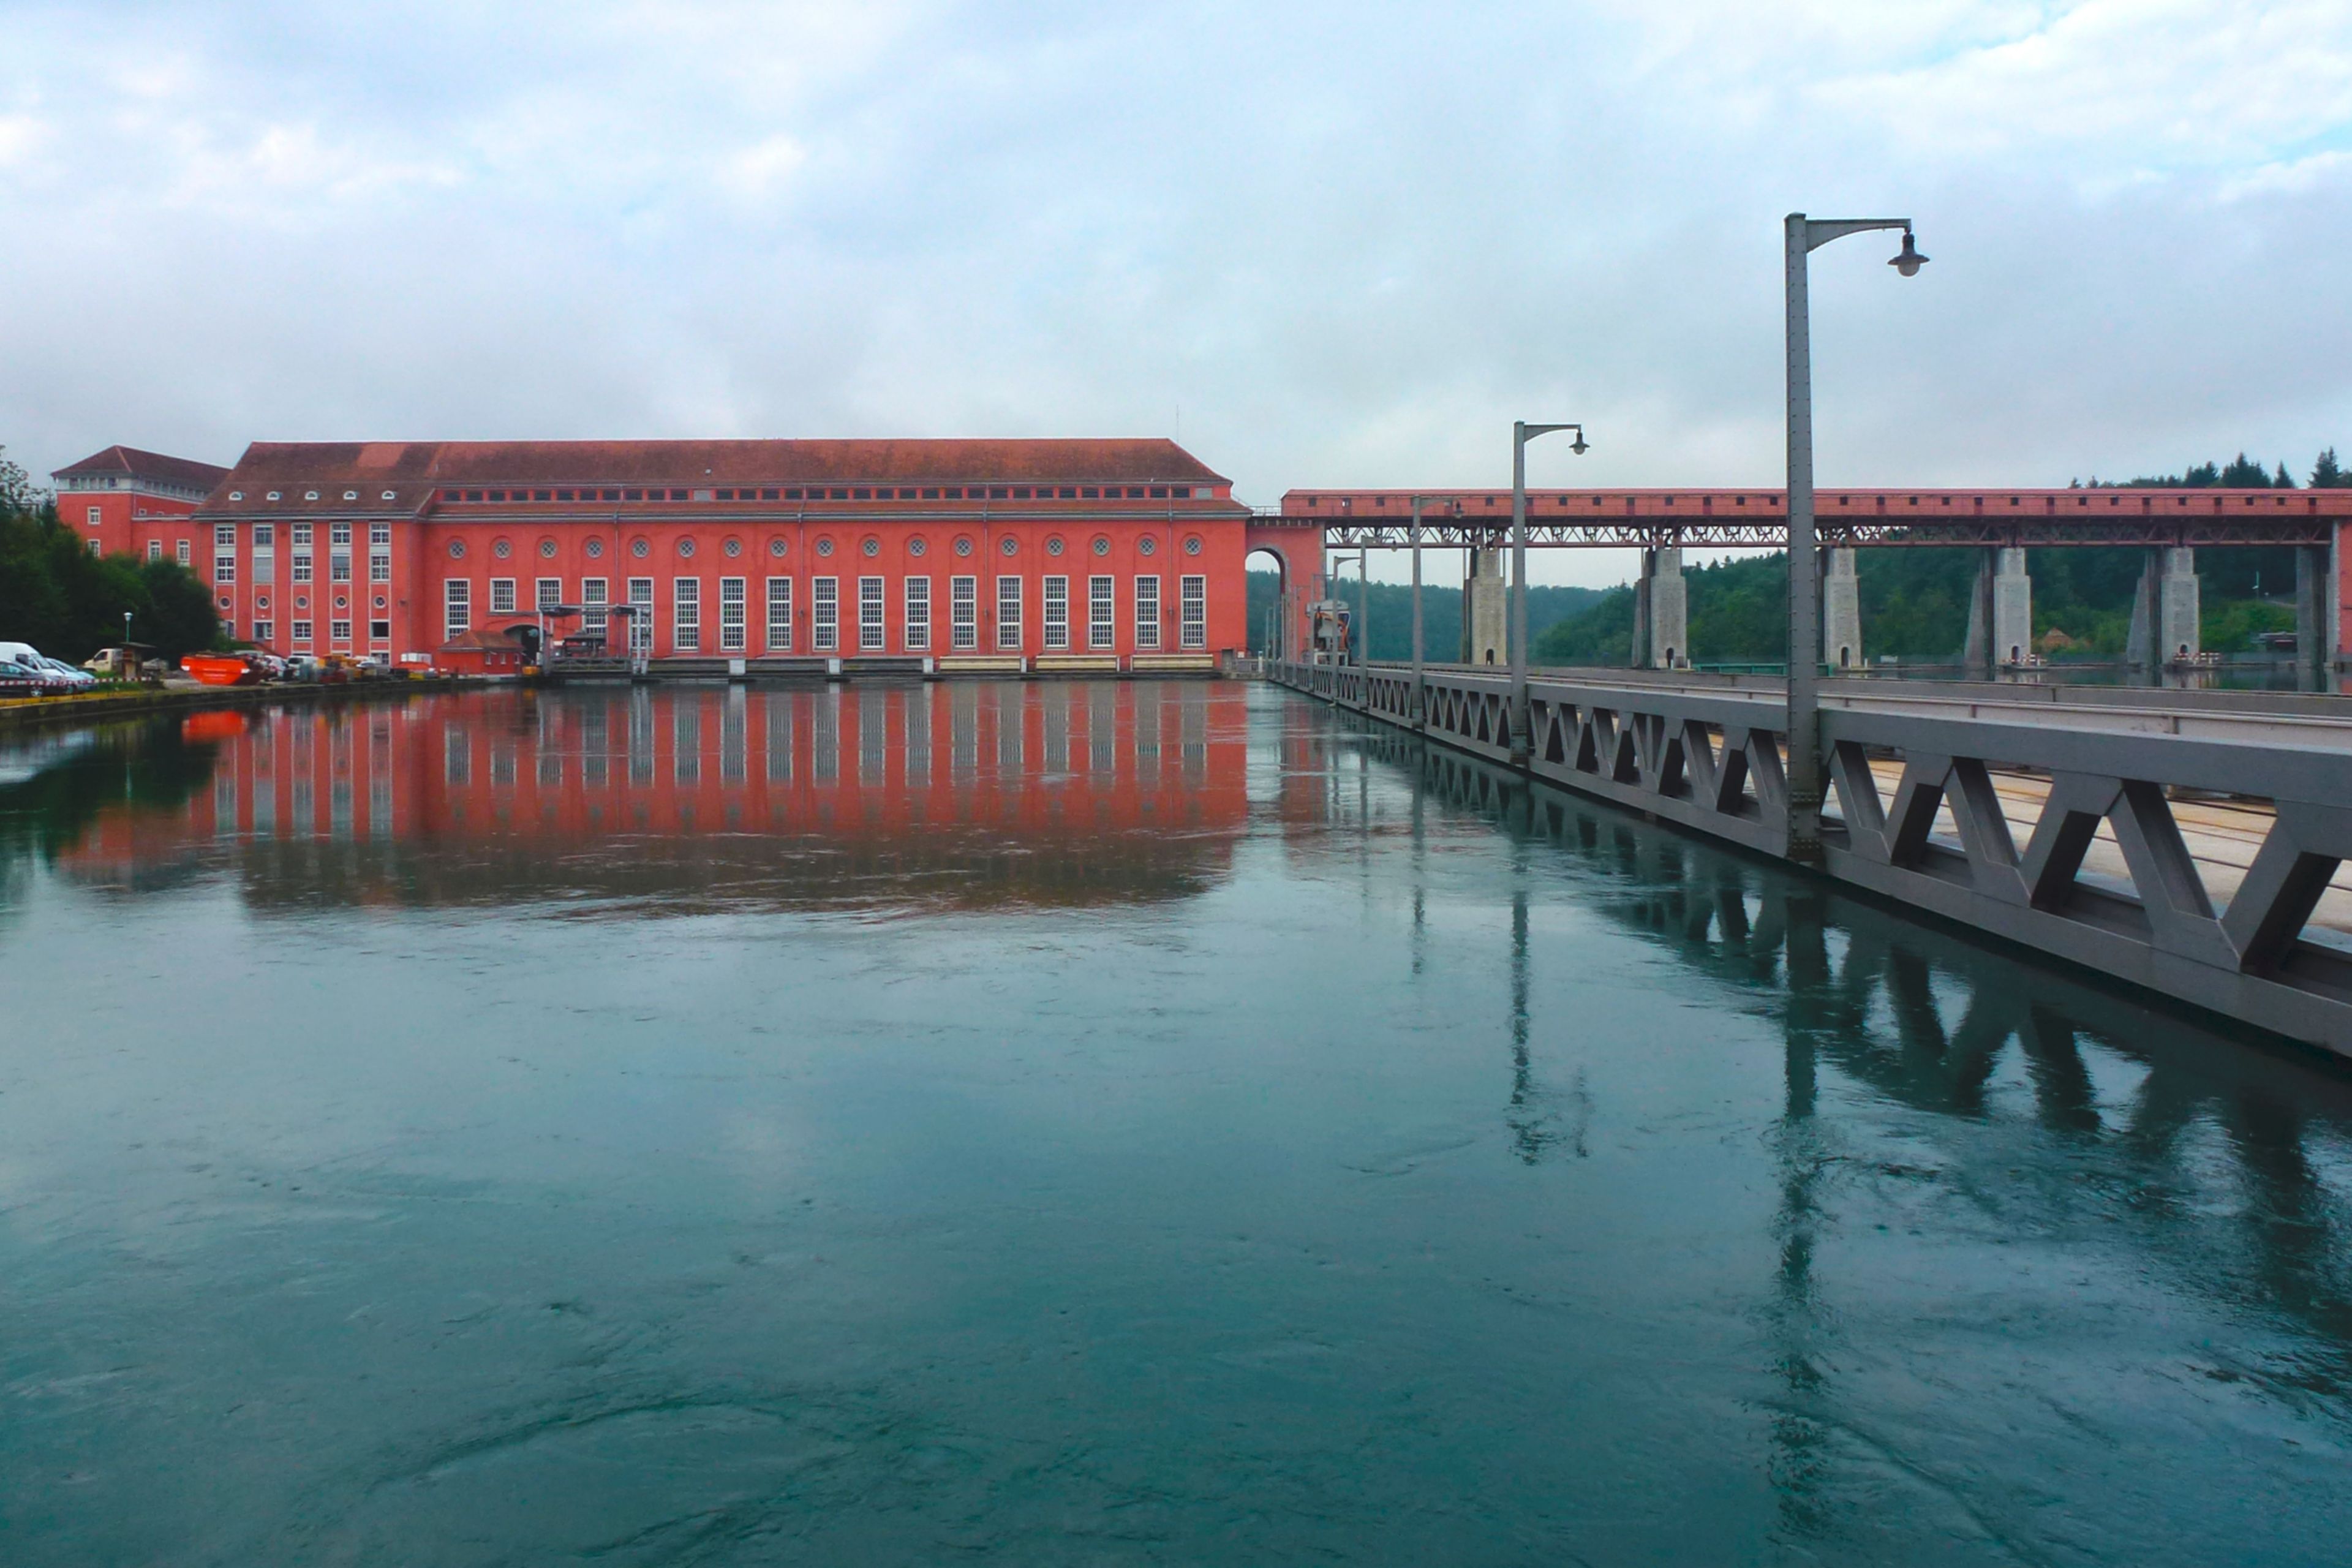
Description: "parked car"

(83, 646), (155, 680)
(0, 643), (96, 692)
(0, 659), (75, 696)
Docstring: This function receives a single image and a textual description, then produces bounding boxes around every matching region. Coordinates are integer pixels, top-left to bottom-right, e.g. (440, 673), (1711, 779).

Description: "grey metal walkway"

(1276, 659), (2352, 1057)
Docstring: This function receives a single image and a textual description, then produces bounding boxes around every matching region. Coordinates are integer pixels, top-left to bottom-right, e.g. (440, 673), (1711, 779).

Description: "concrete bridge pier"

(2127, 547), (2203, 686)
(1635, 546), (1688, 669)
(1823, 548), (1861, 671)
(1994, 547), (2034, 670)
(2296, 544), (2332, 692)
(1463, 546), (1506, 666)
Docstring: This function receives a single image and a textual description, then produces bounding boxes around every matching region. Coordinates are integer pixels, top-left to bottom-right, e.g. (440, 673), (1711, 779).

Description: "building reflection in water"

(1, 681), (1250, 914)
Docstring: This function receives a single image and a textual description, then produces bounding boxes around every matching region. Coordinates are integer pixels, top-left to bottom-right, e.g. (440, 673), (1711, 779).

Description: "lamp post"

(1784, 213), (1925, 860)
(1510, 421), (1588, 764)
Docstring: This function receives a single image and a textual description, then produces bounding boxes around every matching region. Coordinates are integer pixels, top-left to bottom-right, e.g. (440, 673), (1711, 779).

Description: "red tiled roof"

(216, 438), (1228, 489)
(53, 445), (231, 489)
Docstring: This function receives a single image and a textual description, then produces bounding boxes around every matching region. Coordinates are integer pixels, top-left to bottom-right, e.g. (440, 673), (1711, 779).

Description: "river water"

(3, 680), (2350, 1564)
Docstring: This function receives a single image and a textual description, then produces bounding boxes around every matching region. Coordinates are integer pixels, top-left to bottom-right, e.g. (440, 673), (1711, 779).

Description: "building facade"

(185, 439), (1250, 669)
(51, 445), (230, 565)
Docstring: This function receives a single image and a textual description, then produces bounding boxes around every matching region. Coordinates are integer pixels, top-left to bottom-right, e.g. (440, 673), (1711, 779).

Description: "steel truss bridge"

(1274, 658), (2352, 1056)
(1256, 486), (2351, 549)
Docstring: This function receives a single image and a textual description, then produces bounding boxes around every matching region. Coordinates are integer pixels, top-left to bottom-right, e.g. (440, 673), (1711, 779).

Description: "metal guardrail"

(1275, 658), (2352, 1054)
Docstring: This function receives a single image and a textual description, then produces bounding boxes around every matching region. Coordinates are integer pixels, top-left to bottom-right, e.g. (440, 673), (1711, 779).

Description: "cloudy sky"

(4, 0), (2348, 584)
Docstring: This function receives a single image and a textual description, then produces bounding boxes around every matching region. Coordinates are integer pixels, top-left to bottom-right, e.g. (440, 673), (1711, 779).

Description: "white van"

(0, 643), (99, 688)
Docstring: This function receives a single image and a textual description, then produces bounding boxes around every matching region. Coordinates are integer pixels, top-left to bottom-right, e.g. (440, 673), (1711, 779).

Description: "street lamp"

(1510, 421), (1589, 763)
(1784, 213), (1926, 860)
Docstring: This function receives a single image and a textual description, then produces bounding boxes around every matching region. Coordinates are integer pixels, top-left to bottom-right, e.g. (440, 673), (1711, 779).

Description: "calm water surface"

(4, 681), (2351, 1564)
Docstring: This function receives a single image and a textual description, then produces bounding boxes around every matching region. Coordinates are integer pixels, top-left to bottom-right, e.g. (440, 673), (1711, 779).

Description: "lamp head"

(1569, 431), (1590, 456)
(1890, 229), (1928, 277)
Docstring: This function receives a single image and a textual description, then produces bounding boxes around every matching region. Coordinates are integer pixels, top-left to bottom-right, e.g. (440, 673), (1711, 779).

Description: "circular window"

(538, 537), (557, 558)
(723, 537), (742, 558)
(1045, 536), (1065, 557)
(373, 595), (386, 609)
(334, 595), (347, 609)
(816, 537), (835, 557)
(1000, 535), (1019, 557)
(954, 535), (974, 557)
(862, 537), (881, 557)
(295, 596), (308, 610)
(908, 536), (927, 557)
(631, 537), (650, 558)
(493, 538), (513, 559)
(678, 537), (696, 558)
(1091, 536), (1110, 557)
(218, 595), (231, 608)
(257, 595), (270, 610)
(585, 537), (605, 559)
(1138, 535), (1158, 556)
(768, 537), (787, 558)
(1184, 535), (1204, 556)
(447, 540), (466, 559)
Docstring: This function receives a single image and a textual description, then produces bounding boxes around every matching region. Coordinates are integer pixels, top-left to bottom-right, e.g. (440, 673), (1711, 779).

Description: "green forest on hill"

(1245, 572), (1602, 658)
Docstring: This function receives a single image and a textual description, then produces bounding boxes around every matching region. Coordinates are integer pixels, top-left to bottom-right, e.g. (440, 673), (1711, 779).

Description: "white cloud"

(2, 0), (2350, 589)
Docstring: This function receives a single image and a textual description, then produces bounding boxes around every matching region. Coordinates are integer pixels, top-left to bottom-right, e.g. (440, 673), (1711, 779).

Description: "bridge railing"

(1271, 658), (2352, 1051)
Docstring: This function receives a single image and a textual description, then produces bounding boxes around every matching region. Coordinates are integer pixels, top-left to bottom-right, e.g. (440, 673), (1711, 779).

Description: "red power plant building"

(95, 438), (1253, 671)
(52, 445), (231, 566)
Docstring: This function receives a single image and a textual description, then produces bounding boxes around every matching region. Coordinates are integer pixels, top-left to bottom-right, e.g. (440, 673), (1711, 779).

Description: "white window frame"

(176, 540), (191, 566)
(951, 576), (977, 650)
(996, 575), (1022, 650)
(766, 576), (793, 652)
(1136, 574), (1161, 650)
(252, 620), (273, 645)
(330, 618), (352, 645)
(627, 577), (654, 655)
(1042, 575), (1069, 650)
(443, 578), (471, 638)
(291, 619), (313, 646)
(490, 578), (517, 615)
(581, 577), (608, 634)
(858, 575), (884, 652)
(904, 575), (930, 652)
(673, 576), (701, 653)
(719, 576), (746, 652)
(813, 576), (839, 652)
(1180, 575), (1206, 649)
(1088, 574), (1114, 650)
(536, 577), (563, 610)
(146, 540), (162, 562)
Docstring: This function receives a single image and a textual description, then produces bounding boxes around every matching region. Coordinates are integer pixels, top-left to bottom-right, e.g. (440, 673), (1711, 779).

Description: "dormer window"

(344, 491), (358, 501)
(381, 491), (396, 501)
(305, 491), (320, 501)
(229, 491), (244, 502)
(266, 491), (282, 501)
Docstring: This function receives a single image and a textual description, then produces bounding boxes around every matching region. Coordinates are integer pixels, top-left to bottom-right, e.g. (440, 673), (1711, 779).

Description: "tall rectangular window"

(536, 578), (563, 610)
(858, 576), (884, 652)
(766, 577), (793, 651)
(1042, 575), (1069, 650)
(950, 576), (977, 650)
(674, 577), (701, 652)
(1088, 575), (1114, 650)
(331, 554), (352, 582)
(176, 540), (190, 566)
(252, 621), (273, 645)
(1180, 575), (1206, 649)
(253, 524), (275, 548)
(146, 540), (161, 562)
(813, 577), (839, 652)
(719, 577), (746, 652)
(491, 578), (517, 615)
(904, 576), (930, 652)
(371, 552), (391, 582)
(996, 576), (1022, 650)
(443, 579), (470, 639)
(581, 577), (608, 634)
(1135, 574), (1161, 649)
(213, 522), (236, 585)
(627, 577), (654, 656)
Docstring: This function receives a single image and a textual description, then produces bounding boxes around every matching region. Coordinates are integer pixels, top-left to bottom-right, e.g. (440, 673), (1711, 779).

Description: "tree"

(2219, 452), (2273, 488)
(2314, 448), (2346, 489)
(0, 446), (40, 513)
